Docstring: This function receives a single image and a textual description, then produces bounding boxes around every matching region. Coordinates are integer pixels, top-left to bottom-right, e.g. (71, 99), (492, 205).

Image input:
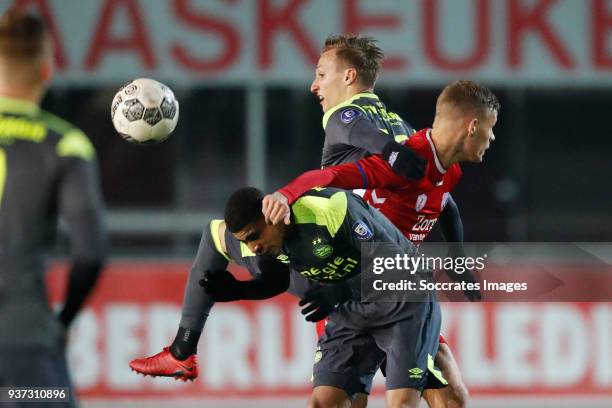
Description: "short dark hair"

(0, 9), (48, 61)
(438, 80), (501, 115)
(322, 34), (384, 87)
(224, 187), (264, 233)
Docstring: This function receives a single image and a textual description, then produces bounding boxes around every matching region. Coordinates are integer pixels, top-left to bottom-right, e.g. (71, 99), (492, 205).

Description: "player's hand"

(262, 192), (291, 225)
(199, 269), (243, 302)
(460, 270), (482, 301)
(444, 266), (482, 302)
(299, 284), (351, 322)
(382, 141), (426, 180)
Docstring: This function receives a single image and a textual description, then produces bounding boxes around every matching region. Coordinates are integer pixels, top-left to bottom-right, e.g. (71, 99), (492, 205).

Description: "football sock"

(170, 327), (201, 360)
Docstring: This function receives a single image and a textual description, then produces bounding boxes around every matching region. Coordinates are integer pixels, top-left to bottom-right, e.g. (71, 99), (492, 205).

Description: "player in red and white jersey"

(270, 128), (465, 350)
(275, 128), (462, 247)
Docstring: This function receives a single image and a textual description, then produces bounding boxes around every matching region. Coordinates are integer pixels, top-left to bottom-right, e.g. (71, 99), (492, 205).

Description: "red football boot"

(130, 347), (199, 382)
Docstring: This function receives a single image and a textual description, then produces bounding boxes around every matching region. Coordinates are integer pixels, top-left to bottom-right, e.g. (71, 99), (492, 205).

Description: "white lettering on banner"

(497, 305), (536, 386)
(61, 301), (612, 394)
(456, 305), (495, 386)
(68, 310), (100, 389)
(541, 305), (588, 387)
(282, 307), (317, 386)
(594, 305), (612, 387)
(257, 304), (284, 386)
(203, 307), (254, 389)
(4, 0), (612, 85)
(446, 303), (612, 390)
(256, 305), (316, 387)
(107, 305), (143, 389)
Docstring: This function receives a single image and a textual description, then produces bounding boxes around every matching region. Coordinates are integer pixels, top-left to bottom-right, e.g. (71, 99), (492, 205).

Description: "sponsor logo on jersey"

(276, 253), (290, 264)
(300, 256), (359, 281)
(353, 221), (373, 240)
(312, 237), (333, 259)
(340, 108), (362, 123)
(415, 193), (428, 212)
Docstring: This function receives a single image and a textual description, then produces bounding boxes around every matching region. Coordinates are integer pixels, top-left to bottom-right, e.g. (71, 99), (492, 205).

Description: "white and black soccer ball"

(111, 78), (179, 144)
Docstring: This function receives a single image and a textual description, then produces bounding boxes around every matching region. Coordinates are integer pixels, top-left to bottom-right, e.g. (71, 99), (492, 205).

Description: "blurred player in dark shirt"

(0, 9), (106, 407)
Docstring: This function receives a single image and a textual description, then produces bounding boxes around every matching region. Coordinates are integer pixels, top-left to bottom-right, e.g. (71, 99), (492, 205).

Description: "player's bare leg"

(385, 387), (421, 408)
(422, 343), (468, 408)
(308, 386), (353, 408)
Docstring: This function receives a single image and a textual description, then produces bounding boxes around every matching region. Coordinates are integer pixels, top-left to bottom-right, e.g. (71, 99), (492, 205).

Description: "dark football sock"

(170, 327), (201, 360)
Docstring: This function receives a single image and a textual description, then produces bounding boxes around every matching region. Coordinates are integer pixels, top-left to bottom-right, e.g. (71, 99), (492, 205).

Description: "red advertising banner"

(47, 262), (612, 402)
(5, 0), (612, 85)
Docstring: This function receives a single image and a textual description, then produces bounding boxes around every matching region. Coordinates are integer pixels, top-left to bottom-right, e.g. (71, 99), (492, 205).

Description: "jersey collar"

(0, 96), (40, 116)
(321, 92), (379, 130)
(425, 129), (447, 174)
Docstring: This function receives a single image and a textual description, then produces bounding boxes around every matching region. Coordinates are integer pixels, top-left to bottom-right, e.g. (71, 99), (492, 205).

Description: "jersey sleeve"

(325, 106), (394, 154)
(57, 133), (106, 264)
(56, 130), (107, 326)
(278, 163), (366, 203)
(352, 154), (409, 190)
(278, 154), (408, 204)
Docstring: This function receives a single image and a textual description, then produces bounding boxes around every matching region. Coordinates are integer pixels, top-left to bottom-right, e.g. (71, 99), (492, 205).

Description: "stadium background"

(1, 0), (611, 407)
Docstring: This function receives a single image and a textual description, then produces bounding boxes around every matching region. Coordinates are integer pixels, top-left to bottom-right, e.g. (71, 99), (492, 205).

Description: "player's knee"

(308, 397), (350, 408)
(308, 386), (352, 408)
(386, 388), (420, 408)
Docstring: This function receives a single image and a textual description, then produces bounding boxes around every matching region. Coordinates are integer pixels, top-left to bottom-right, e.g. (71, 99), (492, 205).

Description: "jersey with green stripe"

(0, 97), (104, 349)
(285, 187), (416, 283)
(321, 93), (415, 168)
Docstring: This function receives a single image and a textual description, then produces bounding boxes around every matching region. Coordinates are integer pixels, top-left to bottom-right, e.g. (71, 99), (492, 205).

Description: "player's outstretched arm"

(263, 153), (410, 225)
(262, 163), (364, 225)
(201, 256), (290, 301)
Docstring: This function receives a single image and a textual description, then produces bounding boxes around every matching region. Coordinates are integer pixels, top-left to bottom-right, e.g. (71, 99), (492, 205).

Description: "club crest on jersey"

(312, 238), (333, 259)
(353, 221), (373, 240)
(441, 192), (450, 210)
(415, 194), (428, 212)
(340, 108), (362, 124)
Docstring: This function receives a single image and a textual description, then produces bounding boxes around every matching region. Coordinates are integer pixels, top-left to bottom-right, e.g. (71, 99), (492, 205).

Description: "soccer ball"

(111, 78), (179, 144)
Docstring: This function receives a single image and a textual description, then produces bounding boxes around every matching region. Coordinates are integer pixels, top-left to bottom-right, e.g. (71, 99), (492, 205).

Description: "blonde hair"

(438, 80), (501, 115)
(322, 34), (384, 87)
